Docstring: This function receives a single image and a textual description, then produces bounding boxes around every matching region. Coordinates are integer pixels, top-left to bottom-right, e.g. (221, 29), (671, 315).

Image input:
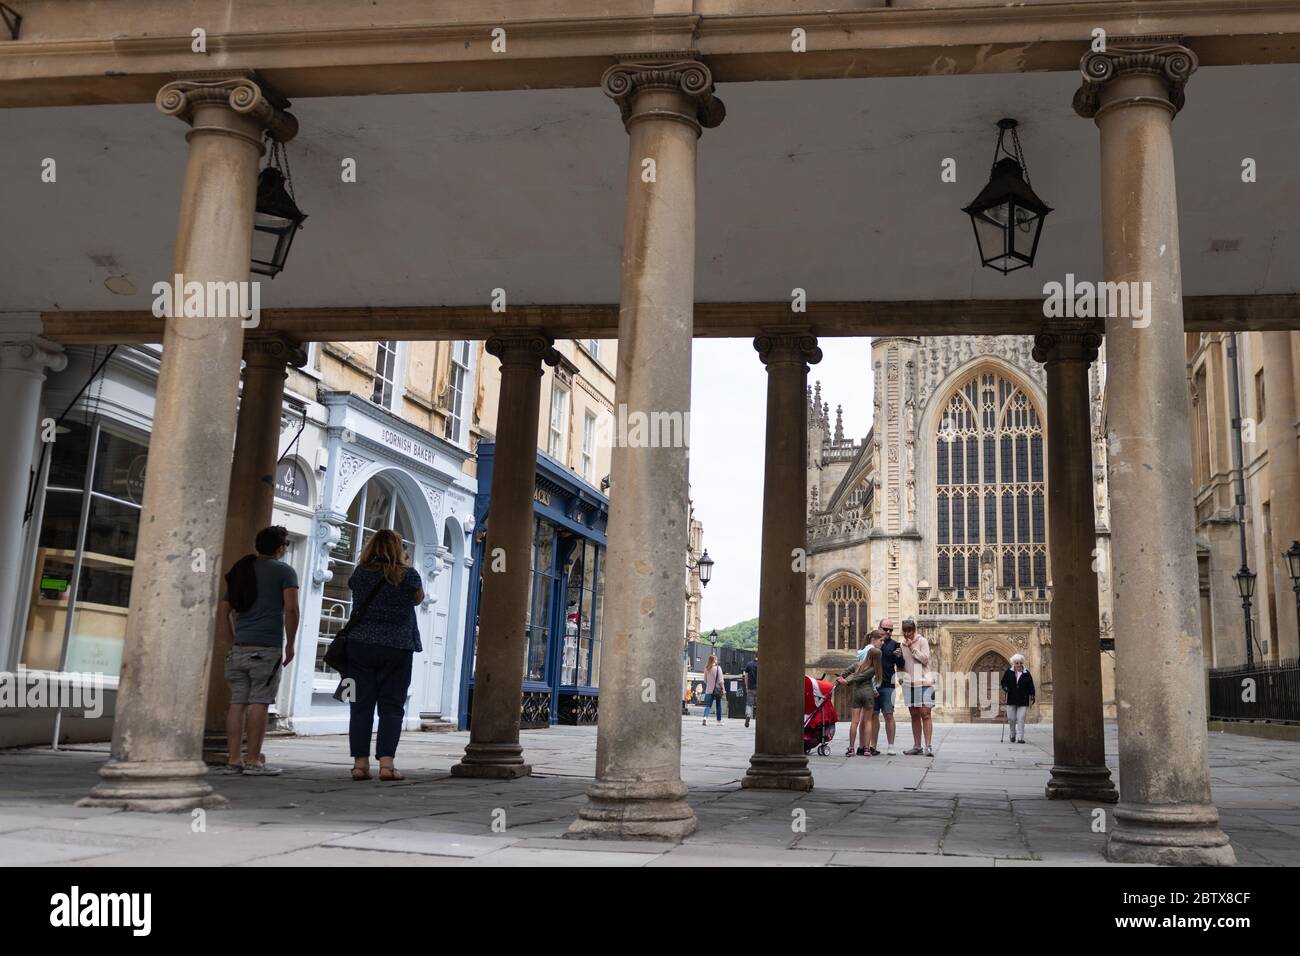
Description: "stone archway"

(969, 650), (1009, 722)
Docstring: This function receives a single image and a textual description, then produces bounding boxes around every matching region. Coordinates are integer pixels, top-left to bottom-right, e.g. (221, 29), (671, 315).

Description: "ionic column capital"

(1032, 330), (1102, 366)
(1073, 37), (1198, 120)
(0, 334), (68, 376)
(601, 53), (726, 134)
(243, 334), (307, 371)
(485, 333), (560, 373)
(157, 70), (298, 147)
(754, 331), (822, 370)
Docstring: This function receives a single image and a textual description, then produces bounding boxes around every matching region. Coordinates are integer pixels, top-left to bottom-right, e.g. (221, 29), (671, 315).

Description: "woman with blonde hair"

(343, 529), (424, 781)
(701, 654), (725, 725)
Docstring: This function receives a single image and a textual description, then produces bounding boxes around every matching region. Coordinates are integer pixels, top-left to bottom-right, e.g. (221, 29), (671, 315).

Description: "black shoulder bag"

(324, 576), (386, 678)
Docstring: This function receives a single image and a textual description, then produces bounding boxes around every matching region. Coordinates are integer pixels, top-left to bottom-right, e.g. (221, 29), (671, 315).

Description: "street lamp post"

(1234, 565), (1257, 667)
(1285, 542), (1300, 652)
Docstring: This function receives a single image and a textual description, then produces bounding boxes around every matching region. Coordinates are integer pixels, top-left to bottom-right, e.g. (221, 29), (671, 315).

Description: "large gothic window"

(824, 579), (869, 651)
(935, 369), (1047, 598)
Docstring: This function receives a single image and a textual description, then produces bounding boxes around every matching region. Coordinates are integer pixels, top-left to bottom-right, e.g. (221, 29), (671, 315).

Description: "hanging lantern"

(251, 139), (306, 278)
(963, 119), (1052, 275)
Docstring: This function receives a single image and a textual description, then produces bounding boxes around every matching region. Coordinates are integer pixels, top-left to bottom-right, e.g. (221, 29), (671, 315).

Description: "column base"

(449, 742), (532, 779)
(742, 753), (814, 792)
(566, 778), (697, 841)
(1105, 802), (1236, 866)
(77, 759), (229, 813)
(1045, 764), (1118, 803)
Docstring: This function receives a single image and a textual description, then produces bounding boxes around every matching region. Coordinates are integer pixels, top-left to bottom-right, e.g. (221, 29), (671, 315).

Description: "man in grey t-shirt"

(215, 525), (299, 776)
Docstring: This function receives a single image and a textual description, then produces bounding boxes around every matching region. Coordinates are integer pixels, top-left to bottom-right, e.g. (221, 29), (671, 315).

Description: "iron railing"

(1208, 659), (1300, 724)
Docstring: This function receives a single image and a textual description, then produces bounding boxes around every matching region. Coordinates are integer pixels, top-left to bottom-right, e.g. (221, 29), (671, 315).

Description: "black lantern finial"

(963, 118), (1052, 275)
(251, 139), (306, 278)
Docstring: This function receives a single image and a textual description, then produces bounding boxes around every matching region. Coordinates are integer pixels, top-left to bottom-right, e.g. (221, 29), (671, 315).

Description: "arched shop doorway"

(287, 469), (450, 734)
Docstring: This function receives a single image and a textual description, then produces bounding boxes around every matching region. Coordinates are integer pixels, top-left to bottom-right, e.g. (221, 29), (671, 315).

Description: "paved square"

(1, 720), (1296, 866)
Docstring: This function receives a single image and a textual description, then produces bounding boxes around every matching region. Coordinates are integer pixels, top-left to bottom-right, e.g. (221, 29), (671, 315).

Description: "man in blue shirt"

(215, 526), (299, 776)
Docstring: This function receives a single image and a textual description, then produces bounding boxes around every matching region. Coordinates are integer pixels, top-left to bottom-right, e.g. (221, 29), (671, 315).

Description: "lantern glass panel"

(1011, 204), (1041, 258)
(1285, 544), (1300, 583)
(973, 214), (1009, 270)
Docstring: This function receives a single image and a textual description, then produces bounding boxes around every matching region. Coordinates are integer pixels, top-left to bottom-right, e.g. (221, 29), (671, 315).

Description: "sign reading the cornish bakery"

(274, 460), (309, 504)
(379, 427), (436, 466)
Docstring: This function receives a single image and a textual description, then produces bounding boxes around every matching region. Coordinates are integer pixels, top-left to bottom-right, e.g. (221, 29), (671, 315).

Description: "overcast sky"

(689, 337), (875, 632)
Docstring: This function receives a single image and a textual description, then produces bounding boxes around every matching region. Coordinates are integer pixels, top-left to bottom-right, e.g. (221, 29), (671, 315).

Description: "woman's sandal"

(845, 747), (855, 757)
(351, 766), (372, 781)
(379, 767), (405, 781)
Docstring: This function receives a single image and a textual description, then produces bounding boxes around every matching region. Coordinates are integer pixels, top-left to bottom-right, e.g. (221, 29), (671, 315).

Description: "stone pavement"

(1, 720), (1297, 866)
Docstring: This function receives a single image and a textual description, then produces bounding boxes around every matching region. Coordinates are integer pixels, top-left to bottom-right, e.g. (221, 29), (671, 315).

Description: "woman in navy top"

(345, 529), (424, 781)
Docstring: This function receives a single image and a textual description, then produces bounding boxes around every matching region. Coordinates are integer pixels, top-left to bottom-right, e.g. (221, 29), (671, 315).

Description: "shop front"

(287, 392), (475, 735)
(459, 444), (608, 731)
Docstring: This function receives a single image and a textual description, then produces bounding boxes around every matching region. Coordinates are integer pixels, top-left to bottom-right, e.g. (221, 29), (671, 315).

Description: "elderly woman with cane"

(1000, 653), (1036, 744)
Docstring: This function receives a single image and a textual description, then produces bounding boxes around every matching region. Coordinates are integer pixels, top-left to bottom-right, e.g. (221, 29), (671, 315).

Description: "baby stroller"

(803, 674), (838, 756)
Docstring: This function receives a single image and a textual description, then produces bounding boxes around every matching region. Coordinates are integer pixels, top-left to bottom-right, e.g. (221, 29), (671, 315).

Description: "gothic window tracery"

(824, 579), (869, 651)
(935, 369), (1046, 598)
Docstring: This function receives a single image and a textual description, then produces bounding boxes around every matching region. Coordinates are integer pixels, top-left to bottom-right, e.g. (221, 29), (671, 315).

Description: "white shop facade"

(0, 347), (474, 746)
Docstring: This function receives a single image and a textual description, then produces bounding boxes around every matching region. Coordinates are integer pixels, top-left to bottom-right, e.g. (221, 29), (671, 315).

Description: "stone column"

(1262, 333), (1300, 661)
(1075, 40), (1233, 864)
(203, 335), (307, 762)
(1033, 330), (1117, 803)
(0, 333), (67, 654)
(451, 333), (557, 779)
(80, 73), (297, 811)
(568, 56), (724, 840)
(744, 332), (821, 792)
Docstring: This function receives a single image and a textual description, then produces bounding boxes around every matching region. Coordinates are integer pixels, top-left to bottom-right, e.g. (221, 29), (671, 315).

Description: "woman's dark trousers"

(347, 641), (414, 759)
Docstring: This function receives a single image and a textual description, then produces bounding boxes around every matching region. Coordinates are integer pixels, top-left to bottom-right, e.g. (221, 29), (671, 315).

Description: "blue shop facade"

(458, 443), (609, 730)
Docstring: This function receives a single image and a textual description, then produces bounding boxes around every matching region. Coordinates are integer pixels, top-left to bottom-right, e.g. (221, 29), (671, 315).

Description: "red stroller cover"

(804, 675), (838, 729)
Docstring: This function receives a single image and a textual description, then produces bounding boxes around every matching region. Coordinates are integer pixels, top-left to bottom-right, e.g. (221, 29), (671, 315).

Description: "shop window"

(561, 538), (604, 688)
(548, 383), (569, 463)
(371, 340), (401, 410)
(581, 411), (597, 482)
(443, 340), (472, 445)
(22, 420), (148, 677)
(316, 474), (415, 680)
(525, 520), (556, 683)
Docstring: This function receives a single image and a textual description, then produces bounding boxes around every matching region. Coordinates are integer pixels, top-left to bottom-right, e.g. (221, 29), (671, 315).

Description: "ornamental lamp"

(251, 140), (306, 278)
(963, 119), (1052, 275)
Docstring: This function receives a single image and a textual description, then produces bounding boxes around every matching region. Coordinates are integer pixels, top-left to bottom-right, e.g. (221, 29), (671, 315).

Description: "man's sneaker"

(903, 747), (924, 756)
(242, 763), (283, 776)
(702, 719), (708, 726)
(886, 746), (895, 756)
(925, 747), (934, 757)
(744, 717), (750, 728)
(217, 763), (244, 775)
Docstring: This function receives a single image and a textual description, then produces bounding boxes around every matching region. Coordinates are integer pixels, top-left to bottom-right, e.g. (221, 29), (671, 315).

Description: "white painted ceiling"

(2, 64), (1297, 317)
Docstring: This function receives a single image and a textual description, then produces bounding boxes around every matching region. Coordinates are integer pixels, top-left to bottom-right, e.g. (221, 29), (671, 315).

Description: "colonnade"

(0, 42), (1241, 862)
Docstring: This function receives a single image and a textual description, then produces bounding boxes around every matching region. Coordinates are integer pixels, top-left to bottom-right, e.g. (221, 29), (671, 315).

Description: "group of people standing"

(216, 524), (424, 781)
(835, 617), (936, 757)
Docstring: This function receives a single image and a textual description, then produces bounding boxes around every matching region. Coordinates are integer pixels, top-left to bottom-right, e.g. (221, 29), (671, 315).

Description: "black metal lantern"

(963, 119), (1052, 274)
(1234, 565), (1257, 601)
(1285, 541), (1300, 586)
(708, 628), (718, 648)
(697, 549), (714, 589)
(251, 140), (306, 278)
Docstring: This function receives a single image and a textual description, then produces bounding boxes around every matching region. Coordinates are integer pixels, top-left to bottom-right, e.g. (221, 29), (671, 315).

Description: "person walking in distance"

(870, 618), (902, 756)
(215, 525), (299, 776)
(701, 654), (725, 726)
(1000, 654), (1036, 744)
(899, 619), (936, 757)
(743, 654), (758, 728)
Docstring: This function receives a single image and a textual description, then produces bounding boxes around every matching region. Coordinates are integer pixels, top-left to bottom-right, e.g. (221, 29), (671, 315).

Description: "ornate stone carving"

(916, 335), (1045, 412)
(311, 513), (344, 587)
(1032, 330), (1102, 365)
(601, 55), (726, 131)
(244, 334), (308, 370)
(156, 71), (298, 144)
(754, 332), (822, 368)
(421, 483), (444, 517)
(1073, 37), (1199, 119)
(485, 333), (560, 372)
(0, 335), (67, 375)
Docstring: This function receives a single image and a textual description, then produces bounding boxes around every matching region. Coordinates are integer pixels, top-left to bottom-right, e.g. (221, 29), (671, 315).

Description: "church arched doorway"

(969, 650), (1010, 722)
